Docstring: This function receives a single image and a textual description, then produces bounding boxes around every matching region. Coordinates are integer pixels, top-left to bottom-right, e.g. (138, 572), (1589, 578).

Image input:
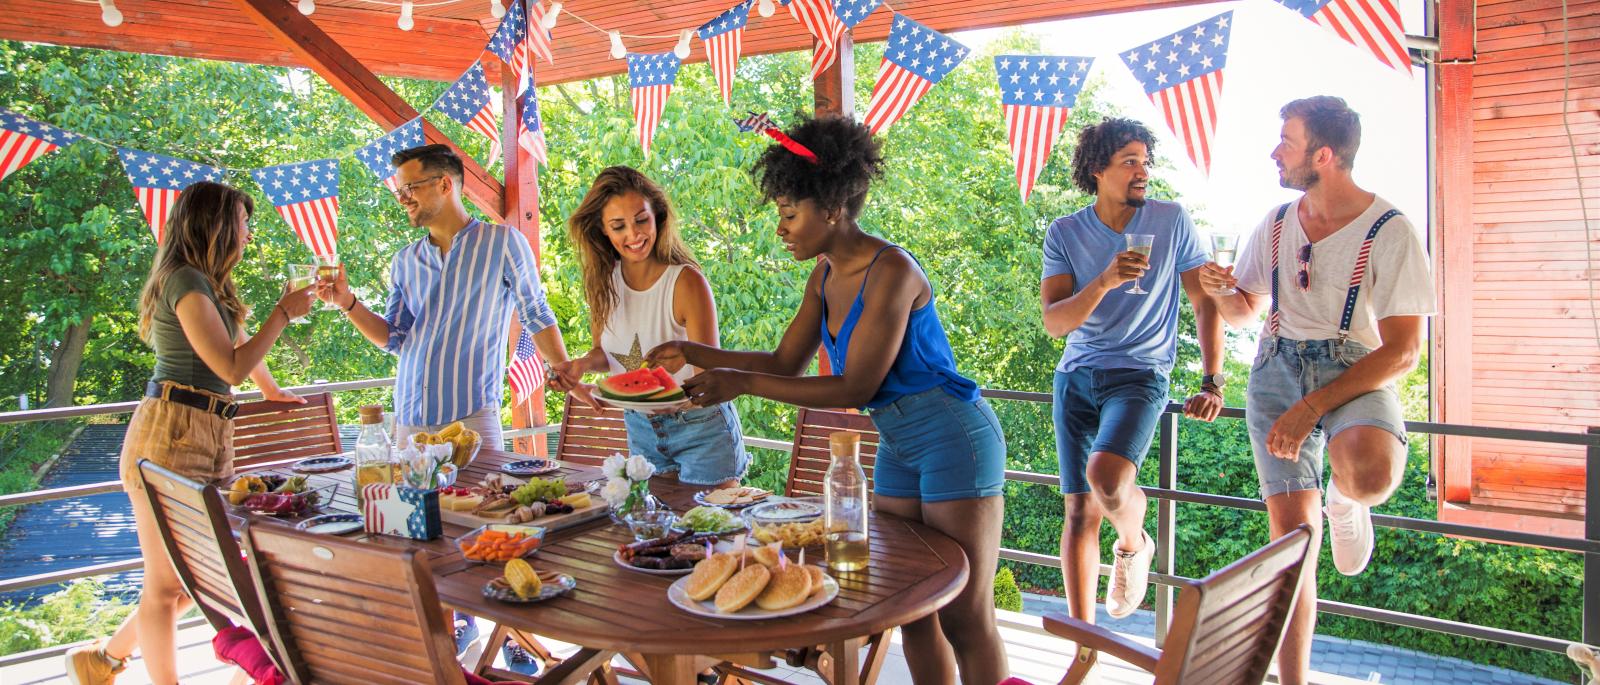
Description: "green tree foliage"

(0, 31), (1582, 679)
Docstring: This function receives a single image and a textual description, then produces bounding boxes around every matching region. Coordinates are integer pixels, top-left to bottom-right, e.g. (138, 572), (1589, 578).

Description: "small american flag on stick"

(507, 330), (548, 402)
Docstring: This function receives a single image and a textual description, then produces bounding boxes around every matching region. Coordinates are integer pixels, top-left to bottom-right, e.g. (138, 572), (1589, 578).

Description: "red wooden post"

(1433, 0), (1474, 504)
(812, 30), (854, 378)
(502, 33), (550, 458)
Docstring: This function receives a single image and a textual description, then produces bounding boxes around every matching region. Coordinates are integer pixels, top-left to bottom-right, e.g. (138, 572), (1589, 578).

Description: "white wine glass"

(1125, 233), (1155, 295)
(314, 254), (341, 310)
(286, 264), (317, 324)
(1210, 234), (1239, 296)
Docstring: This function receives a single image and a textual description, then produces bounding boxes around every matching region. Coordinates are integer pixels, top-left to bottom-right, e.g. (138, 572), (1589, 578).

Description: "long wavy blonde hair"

(137, 181), (253, 342)
(566, 166), (698, 332)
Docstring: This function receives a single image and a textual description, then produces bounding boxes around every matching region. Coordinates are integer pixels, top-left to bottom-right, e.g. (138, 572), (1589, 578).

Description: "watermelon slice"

(648, 366), (680, 391)
(645, 386), (686, 401)
(598, 368), (665, 399)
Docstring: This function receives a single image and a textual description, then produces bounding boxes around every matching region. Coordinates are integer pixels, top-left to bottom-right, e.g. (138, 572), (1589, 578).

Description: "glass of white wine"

(1125, 233), (1155, 295)
(314, 254), (341, 310)
(1210, 234), (1239, 296)
(285, 264), (317, 324)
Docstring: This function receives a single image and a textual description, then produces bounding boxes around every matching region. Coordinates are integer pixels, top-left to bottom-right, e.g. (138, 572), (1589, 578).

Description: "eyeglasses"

(1296, 243), (1313, 291)
(392, 175), (444, 199)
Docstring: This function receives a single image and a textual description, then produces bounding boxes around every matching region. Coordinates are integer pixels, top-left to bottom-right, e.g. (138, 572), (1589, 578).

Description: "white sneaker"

(1106, 530), (1153, 619)
(1326, 481), (1373, 576)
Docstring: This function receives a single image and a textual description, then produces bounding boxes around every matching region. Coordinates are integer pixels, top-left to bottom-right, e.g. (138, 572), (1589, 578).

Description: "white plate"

(613, 549), (696, 576)
(666, 570), (839, 620)
(596, 396), (694, 412)
(291, 455), (353, 474)
(693, 488), (770, 509)
(501, 459), (562, 476)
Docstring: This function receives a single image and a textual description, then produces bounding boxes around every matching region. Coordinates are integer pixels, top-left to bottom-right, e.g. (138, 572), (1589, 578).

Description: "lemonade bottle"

(824, 431), (870, 572)
(354, 405), (393, 508)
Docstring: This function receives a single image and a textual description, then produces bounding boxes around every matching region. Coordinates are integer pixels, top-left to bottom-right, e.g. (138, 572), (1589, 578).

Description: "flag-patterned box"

(361, 484), (442, 541)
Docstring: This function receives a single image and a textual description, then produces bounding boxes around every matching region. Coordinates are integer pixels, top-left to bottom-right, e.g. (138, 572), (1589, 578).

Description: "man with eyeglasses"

(1200, 96), (1433, 685)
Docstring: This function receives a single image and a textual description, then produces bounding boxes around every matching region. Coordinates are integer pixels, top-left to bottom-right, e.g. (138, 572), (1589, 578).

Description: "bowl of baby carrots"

(457, 524), (546, 563)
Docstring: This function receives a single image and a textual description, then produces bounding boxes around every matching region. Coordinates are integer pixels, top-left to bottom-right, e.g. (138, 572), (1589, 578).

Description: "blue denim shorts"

(624, 402), (750, 486)
(868, 388), (1007, 503)
(1053, 367), (1170, 494)
(1246, 336), (1408, 499)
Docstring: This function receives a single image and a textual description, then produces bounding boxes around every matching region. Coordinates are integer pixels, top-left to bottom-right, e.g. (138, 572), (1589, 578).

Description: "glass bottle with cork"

(353, 404), (394, 507)
(824, 431), (870, 572)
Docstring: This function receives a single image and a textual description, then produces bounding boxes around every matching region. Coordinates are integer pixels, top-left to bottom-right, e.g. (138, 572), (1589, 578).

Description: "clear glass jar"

(823, 431), (870, 572)
(353, 404), (393, 507)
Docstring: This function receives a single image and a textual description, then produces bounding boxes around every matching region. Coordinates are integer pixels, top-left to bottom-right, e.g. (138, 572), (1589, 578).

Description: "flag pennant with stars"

(518, 90), (547, 167)
(1118, 12), (1233, 176)
(526, 0), (556, 65)
(1274, 0), (1409, 73)
(116, 148), (225, 242)
(995, 55), (1092, 201)
(250, 159), (341, 258)
(0, 110), (82, 182)
(626, 52), (682, 157)
(697, 1), (751, 105)
(782, 0), (846, 82)
(355, 118), (424, 193)
(507, 329), (547, 402)
(831, 0), (882, 28)
(487, 0), (533, 96)
(863, 14), (970, 136)
(432, 61), (503, 161)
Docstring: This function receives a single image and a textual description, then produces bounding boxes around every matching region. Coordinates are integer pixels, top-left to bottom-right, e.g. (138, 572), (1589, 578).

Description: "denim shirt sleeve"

(382, 250), (413, 354)
(503, 226), (558, 333)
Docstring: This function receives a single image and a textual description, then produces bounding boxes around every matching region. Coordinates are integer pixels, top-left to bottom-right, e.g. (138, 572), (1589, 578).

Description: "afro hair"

(751, 115), (885, 219)
(1069, 117), (1157, 195)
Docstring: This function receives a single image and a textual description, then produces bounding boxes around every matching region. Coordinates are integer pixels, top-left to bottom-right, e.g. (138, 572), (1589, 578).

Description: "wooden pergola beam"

(229, 0), (506, 222)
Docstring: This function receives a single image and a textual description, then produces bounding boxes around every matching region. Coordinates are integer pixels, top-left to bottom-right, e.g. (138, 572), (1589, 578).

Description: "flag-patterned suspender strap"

(1267, 203), (1291, 336)
(1338, 209), (1401, 340)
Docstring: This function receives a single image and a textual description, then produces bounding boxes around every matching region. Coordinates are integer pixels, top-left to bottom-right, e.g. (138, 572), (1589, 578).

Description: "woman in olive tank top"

(66, 182), (315, 685)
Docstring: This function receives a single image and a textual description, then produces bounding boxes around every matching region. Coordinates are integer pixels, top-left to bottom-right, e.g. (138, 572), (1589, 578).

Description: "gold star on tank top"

(614, 334), (646, 371)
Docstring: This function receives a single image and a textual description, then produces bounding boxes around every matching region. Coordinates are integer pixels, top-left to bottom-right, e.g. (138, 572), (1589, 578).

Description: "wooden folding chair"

(1044, 525), (1315, 685)
(552, 395), (630, 468)
(232, 391), (342, 469)
(782, 408), (879, 497)
(135, 460), (271, 639)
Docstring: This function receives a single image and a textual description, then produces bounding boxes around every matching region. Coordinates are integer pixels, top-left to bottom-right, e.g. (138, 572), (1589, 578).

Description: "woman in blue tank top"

(646, 116), (1008, 685)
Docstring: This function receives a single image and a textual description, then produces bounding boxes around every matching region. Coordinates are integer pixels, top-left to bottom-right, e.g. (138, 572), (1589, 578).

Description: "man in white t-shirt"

(1200, 96), (1434, 685)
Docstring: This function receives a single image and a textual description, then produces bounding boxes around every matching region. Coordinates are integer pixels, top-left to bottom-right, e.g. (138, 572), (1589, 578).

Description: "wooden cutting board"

(440, 497), (611, 533)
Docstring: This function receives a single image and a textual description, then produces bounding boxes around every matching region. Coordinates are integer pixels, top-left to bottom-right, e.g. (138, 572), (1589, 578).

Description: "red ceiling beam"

(229, 0), (506, 222)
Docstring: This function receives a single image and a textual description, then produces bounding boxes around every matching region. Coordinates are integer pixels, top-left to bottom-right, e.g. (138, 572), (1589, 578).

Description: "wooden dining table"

(238, 447), (971, 685)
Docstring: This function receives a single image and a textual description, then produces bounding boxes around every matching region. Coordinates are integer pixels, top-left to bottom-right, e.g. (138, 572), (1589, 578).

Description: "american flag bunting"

(831, 0), (881, 27)
(507, 330), (548, 401)
(0, 110), (81, 182)
(782, 0), (846, 82)
(862, 14), (969, 136)
(355, 118), (424, 192)
(698, 1), (751, 105)
(487, 0), (533, 96)
(995, 55), (1092, 201)
(250, 159), (341, 258)
(116, 148), (224, 242)
(518, 90), (547, 167)
(626, 52), (682, 157)
(432, 61), (503, 161)
(1118, 12), (1233, 176)
(526, 0), (555, 65)
(1274, 0), (1409, 73)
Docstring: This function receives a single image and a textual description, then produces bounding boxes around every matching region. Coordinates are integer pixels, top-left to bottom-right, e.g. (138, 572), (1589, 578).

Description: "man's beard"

(1279, 162), (1319, 191)
(1125, 197), (1147, 208)
(407, 206), (434, 228)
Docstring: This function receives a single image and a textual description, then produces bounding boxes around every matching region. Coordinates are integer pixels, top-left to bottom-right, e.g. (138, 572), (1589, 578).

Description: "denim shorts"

(1246, 336), (1408, 499)
(625, 402), (750, 486)
(1053, 367), (1170, 494)
(867, 387), (1007, 502)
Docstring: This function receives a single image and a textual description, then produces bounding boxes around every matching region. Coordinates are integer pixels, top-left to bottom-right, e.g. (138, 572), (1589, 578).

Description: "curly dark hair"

(751, 115), (885, 219)
(1070, 117), (1157, 195)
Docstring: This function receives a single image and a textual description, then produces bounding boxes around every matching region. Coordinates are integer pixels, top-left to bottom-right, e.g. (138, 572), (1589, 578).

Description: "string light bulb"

(397, 0), (414, 30)
(608, 30), (626, 59)
(542, 2), (562, 30)
(489, 0), (505, 19)
(98, 0), (123, 27)
(757, 0), (775, 18)
(297, 0), (315, 15)
(674, 29), (693, 59)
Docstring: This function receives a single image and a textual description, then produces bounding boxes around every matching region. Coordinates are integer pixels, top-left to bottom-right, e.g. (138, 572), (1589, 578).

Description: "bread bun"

(754, 563), (812, 611)
(752, 545), (784, 568)
(683, 553), (739, 601)
(805, 565), (827, 597)
(714, 564), (771, 613)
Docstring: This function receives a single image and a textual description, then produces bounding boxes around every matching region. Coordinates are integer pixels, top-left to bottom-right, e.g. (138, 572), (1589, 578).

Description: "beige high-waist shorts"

(119, 382), (235, 492)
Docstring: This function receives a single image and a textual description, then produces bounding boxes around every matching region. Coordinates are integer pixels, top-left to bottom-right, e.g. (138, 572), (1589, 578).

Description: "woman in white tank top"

(551, 167), (749, 488)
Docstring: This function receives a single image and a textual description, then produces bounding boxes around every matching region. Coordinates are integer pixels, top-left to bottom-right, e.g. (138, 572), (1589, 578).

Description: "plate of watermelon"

(596, 367), (692, 412)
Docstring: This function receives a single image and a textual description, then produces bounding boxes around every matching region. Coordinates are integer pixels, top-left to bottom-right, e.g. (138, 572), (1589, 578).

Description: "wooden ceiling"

(0, 0), (1203, 85)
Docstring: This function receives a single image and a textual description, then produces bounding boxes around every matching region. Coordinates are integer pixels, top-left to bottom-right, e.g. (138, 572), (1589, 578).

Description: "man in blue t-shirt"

(1040, 118), (1226, 634)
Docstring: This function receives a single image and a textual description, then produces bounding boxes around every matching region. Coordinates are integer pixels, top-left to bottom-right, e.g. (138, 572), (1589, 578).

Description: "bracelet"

(272, 304), (287, 325)
(1201, 384), (1223, 397)
(342, 294), (358, 313)
(1300, 397), (1322, 415)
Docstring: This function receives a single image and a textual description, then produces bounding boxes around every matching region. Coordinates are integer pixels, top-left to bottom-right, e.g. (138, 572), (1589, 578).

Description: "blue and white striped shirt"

(383, 219), (558, 425)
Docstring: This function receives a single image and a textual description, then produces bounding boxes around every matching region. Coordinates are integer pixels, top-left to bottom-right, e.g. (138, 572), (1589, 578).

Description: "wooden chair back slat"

(242, 522), (467, 685)
(784, 409), (879, 497)
(556, 397), (629, 467)
(231, 392), (342, 469)
(1153, 525), (1313, 685)
(136, 461), (268, 638)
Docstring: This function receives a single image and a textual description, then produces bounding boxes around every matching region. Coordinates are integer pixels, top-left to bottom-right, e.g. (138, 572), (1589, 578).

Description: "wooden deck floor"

(1, 610), (1375, 685)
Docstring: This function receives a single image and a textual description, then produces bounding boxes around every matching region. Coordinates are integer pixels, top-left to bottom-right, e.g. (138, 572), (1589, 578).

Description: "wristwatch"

(1201, 373), (1227, 395)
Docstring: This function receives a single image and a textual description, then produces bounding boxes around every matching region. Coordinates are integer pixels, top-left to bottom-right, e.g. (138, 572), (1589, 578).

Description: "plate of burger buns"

(666, 542), (838, 620)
